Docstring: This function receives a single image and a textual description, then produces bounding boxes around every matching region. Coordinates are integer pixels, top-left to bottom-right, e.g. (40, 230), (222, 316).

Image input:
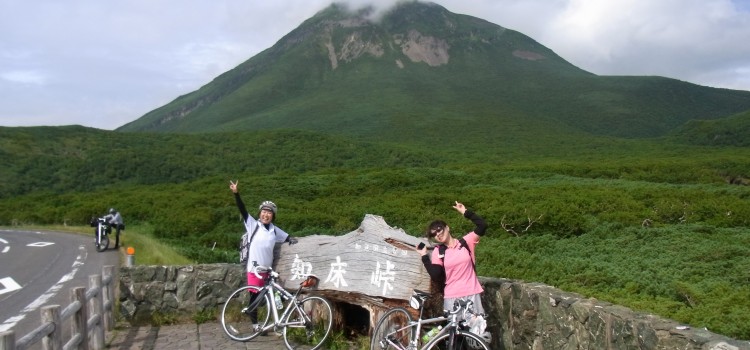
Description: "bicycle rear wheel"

(220, 285), (270, 341)
(423, 329), (490, 350)
(283, 295), (333, 350)
(370, 307), (413, 350)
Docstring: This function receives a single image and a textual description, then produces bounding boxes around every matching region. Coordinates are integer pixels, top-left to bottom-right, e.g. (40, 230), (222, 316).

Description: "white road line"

(0, 245), (87, 333)
(0, 277), (22, 295)
(27, 242), (54, 247)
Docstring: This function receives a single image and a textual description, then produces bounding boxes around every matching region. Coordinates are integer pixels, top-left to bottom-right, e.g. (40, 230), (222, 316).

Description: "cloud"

(1, 70), (48, 85)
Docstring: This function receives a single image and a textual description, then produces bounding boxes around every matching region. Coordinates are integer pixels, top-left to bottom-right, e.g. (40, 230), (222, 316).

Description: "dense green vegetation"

(2, 126), (749, 339)
(670, 109), (750, 147)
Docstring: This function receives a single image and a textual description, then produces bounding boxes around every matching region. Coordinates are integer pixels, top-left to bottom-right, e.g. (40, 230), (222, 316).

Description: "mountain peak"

(118, 1), (750, 141)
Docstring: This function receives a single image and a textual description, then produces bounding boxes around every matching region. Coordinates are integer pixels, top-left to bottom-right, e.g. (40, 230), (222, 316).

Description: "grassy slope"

(4, 126), (750, 337)
(670, 109), (750, 147)
(0, 126), (439, 197)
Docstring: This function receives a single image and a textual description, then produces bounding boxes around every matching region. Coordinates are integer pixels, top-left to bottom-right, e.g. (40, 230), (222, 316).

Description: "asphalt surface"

(0, 229), (306, 349)
(0, 229), (120, 342)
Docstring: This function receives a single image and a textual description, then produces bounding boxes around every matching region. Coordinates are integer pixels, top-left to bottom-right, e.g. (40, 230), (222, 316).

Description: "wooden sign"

(273, 214), (431, 301)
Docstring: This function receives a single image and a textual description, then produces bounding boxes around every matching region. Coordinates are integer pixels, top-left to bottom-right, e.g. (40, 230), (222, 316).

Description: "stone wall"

(118, 264), (749, 349)
(479, 278), (749, 350)
(118, 264), (245, 324)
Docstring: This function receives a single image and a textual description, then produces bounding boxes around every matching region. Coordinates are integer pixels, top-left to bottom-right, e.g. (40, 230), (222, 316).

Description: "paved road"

(0, 230), (296, 349)
(107, 322), (287, 350)
(0, 229), (119, 347)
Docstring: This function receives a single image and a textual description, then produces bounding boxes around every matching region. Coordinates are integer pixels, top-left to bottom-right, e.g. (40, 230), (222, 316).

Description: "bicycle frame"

(422, 311), (462, 349)
(221, 263), (332, 349)
(383, 314), (463, 350)
(258, 278), (308, 332)
(251, 265), (322, 335)
(375, 291), (477, 350)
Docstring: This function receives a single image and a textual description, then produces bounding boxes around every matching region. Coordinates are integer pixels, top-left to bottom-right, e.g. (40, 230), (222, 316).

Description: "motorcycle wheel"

(96, 235), (109, 252)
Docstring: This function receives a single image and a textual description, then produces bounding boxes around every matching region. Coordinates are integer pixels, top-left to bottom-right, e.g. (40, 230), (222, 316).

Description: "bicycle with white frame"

(220, 263), (333, 350)
(371, 289), (490, 350)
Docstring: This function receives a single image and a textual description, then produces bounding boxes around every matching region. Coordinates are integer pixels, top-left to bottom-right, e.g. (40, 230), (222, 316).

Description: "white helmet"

(258, 201), (277, 214)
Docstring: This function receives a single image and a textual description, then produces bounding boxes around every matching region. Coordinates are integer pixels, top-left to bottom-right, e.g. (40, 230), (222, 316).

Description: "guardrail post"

(102, 265), (114, 331)
(125, 247), (135, 267)
(41, 305), (62, 350)
(88, 275), (104, 350)
(71, 287), (88, 350)
(0, 331), (16, 350)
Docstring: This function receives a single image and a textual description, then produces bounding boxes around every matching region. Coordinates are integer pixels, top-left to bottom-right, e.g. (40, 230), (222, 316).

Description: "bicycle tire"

(282, 295), (333, 350)
(423, 329), (490, 350)
(96, 235), (109, 252)
(220, 285), (271, 341)
(370, 307), (414, 350)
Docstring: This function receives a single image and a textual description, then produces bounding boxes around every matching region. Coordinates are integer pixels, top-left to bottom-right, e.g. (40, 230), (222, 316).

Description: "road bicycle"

(90, 217), (110, 252)
(220, 263), (333, 350)
(371, 289), (490, 350)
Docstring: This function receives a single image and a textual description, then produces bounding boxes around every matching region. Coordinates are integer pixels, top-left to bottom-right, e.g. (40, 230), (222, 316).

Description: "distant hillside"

(670, 109), (750, 147)
(118, 1), (750, 141)
(0, 125), (438, 197)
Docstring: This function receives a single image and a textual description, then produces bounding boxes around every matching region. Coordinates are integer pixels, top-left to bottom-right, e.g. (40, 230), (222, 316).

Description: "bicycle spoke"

(370, 307), (414, 350)
(283, 295), (333, 350)
(220, 286), (270, 341)
(424, 330), (490, 350)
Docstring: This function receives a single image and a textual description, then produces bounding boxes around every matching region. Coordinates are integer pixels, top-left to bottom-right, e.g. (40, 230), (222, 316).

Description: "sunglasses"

(429, 226), (444, 237)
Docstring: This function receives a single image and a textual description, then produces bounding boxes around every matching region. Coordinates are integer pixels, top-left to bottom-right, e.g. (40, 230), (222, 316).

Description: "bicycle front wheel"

(370, 307), (413, 350)
(423, 329), (490, 350)
(220, 285), (271, 341)
(283, 295), (333, 350)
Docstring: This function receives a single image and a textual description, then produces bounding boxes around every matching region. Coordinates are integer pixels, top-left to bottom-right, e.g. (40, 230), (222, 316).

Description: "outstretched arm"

(454, 201), (488, 236)
(230, 180), (249, 222)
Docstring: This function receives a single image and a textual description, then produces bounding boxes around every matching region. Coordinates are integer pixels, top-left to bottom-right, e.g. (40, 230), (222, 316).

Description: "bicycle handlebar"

(447, 298), (474, 318)
(251, 262), (274, 279)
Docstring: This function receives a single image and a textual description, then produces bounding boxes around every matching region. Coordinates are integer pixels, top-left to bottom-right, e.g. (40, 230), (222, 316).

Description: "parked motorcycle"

(90, 217), (111, 252)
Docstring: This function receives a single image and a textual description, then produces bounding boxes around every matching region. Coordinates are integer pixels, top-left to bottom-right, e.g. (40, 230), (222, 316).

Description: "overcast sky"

(2, 0), (749, 130)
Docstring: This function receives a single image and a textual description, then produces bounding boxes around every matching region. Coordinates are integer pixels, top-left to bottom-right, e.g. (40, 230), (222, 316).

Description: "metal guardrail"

(0, 265), (115, 350)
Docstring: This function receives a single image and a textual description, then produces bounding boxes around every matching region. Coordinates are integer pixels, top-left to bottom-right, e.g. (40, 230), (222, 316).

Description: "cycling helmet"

(258, 201), (277, 214)
(109, 208), (116, 214)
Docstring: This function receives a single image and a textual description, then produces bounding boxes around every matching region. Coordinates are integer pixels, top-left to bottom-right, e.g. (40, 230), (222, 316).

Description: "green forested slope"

(0, 126), (437, 197)
(2, 124), (750, 338)
(117, 2), (750, 139)
(671, 109), (750, 147)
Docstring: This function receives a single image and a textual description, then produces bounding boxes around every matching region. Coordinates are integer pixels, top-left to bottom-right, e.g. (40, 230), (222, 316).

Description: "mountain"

(117, 1), (750, 142)
(670, 109), (750, 147)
